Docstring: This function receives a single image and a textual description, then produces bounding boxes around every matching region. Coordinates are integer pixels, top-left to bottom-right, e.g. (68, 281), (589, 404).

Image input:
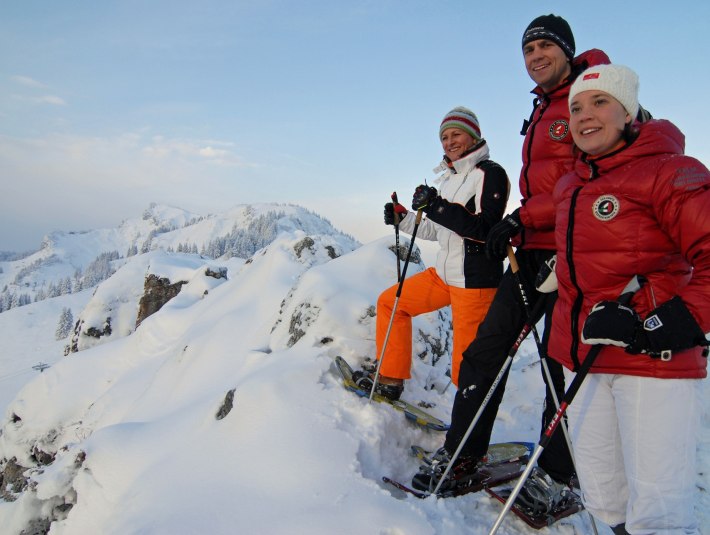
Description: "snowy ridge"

(0, 224), (707, 534)
(0, 202), (356, 311)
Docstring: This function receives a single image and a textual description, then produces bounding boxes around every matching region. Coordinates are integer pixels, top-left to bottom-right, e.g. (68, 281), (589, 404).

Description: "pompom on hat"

(568, 64), (640, 120)
(439, 106), (482, 142)
(522, 14), (575, 59)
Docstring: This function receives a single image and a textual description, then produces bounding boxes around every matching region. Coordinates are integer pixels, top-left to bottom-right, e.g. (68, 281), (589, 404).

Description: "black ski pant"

(443, 247), (576, 484)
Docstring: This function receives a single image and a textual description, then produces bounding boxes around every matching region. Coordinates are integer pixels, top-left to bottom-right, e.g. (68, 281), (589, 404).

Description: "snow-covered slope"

(0, 221), (707, 534)
(0, 202), (356, 310)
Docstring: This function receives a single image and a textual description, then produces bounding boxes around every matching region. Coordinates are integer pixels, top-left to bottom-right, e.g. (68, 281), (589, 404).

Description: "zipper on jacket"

(442, 172), (469, 285)
(522, 96), (548, 199)
(566, 186), (584, 370)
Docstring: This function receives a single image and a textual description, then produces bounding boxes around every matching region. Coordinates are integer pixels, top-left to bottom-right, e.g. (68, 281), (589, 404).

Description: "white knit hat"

(568, 64), (639, 120)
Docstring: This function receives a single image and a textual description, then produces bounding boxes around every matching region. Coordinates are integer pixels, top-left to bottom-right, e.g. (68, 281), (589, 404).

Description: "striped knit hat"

(439, 106), (482, 142)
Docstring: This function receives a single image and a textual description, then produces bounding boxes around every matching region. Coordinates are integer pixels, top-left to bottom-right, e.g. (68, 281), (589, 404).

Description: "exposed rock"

(136, 274), (187, 328)
(287, 303), (320, 347)
(1, 457), (30, 500)
(389, 243), (421, 264)
(19, 518), (51, 535)
(31, 446), (55, 466)
(205, 267), (228, 280)
(293, 237), (315, 258)
(325, 245), (338, 259)
(84, 317), (112, 339)
(215, 389), (236, 420)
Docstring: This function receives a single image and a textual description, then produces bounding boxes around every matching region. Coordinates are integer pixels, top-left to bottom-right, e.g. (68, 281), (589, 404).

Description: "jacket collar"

(575, 119), (685, 178)
(433, 140), (490, 177)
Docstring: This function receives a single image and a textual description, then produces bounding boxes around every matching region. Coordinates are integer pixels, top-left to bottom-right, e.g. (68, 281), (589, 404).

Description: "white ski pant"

(563, 371), (700, 534)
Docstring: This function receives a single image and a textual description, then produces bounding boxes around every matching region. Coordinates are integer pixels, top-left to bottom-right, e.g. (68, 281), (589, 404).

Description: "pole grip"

(506, 245), (519, 274)
(391, 192), (400, 226)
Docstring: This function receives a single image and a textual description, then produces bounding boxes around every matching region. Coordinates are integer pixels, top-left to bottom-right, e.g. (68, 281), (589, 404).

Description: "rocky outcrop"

(135, 275), (187, 328)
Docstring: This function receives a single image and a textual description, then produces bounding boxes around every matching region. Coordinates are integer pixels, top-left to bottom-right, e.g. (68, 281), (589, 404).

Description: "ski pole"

(506, 246), (599, 535)
(369, 208), (424, 403)
(432, 293), (549, 495)
(392, 192), (402, 282)
(488, 275), (644, 535)
(507, 246), (579, 485)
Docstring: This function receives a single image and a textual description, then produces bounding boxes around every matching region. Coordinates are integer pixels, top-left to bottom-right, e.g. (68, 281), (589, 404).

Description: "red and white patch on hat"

(583, 72), (601, 80)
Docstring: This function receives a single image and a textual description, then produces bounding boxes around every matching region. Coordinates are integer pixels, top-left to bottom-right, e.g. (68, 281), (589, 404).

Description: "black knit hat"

(522, 14), (575, 59)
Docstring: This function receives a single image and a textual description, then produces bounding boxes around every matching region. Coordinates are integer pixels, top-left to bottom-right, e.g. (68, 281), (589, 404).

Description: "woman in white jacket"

(354, 107), (511, 399)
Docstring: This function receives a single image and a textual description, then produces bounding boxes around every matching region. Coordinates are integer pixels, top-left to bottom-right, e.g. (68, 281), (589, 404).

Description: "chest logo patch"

(593, 195), (620, 221)
(549, 119), (569, 140)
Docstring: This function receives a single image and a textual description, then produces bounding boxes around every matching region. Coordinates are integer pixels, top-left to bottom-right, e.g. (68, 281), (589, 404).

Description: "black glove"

(411, 184), (438, 211)
(384, 202), (408, 226)
(582, 296), (706, 358)
(485, 209), (522, 260)
(640, 296), (706, 357)
(581, 301), (643, 350)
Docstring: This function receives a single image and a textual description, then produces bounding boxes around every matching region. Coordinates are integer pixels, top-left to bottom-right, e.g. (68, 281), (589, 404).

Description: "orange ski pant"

(375, 267), (496, 387)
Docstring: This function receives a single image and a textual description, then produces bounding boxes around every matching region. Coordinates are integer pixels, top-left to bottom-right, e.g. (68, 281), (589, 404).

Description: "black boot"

(411, 446), (481, 492)
(351, 370), (403, 401)
(611, 524), (629, 535)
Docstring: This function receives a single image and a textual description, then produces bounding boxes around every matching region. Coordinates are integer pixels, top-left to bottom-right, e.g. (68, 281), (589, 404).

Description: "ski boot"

(516, 466), (576, 516)
(350, 370), (403, 401)
(411, 446), (482, 494)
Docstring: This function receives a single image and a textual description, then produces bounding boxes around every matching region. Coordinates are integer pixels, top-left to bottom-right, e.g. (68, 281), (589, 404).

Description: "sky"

(2, 232), (707, 533)
(1, 0), (709, 252)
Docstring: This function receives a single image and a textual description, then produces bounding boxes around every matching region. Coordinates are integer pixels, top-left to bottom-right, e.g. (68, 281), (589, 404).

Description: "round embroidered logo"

(549, 120), (569, 140)
(593, 195), (620, 221)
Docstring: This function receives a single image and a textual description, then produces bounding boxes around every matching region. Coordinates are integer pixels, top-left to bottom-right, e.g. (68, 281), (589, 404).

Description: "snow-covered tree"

(55, 307), (74, 340)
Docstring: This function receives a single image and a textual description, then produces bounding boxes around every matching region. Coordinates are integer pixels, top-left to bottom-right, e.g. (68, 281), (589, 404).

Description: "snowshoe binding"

(411, 446), (483, 494)
(351, 370), (403, 401)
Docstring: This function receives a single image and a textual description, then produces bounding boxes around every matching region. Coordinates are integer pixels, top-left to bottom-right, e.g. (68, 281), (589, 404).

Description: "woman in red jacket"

(551, 63), (710, 534)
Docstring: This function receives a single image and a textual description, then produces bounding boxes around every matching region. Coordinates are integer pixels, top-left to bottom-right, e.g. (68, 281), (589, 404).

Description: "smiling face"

(440, 127), (477, 161)
(569, 90), (632, 156)
(523, 39), (572, 93)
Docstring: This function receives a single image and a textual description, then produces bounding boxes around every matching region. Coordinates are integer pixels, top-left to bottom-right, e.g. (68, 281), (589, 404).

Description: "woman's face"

(569, 90), (631, 155)
(440, 128), (476, 161)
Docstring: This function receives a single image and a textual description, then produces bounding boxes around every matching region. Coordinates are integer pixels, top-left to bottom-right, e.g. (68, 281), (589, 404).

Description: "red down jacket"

(549, 119), (710, 378)
(517, 48), (610, 251)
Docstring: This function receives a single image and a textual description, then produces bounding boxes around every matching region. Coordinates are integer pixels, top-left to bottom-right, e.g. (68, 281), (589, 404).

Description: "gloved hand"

(582, 296), (706, 358)
(411, 184), (438, 211)
(485, 209), (522, 260)
(640, 296), (706, 357)
(384, 202), (408, 226)
(581, 301), (643, 350)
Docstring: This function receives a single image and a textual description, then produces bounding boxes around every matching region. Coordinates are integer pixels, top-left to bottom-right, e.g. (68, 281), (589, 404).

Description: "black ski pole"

(506, 246), (599, 535)
(488, 275), (644, 535)
(391, 192), (402, 282)
(369, 208), (424, 403)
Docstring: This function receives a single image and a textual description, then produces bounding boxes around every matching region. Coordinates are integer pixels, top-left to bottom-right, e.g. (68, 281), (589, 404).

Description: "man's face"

(523, 39), (572, 93)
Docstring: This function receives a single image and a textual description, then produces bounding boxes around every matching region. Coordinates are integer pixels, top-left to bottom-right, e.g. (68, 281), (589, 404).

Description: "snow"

(0, 223), (708, 535)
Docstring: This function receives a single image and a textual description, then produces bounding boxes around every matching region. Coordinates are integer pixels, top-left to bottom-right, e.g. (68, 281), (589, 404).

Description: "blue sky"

(1, 1), (708, 252)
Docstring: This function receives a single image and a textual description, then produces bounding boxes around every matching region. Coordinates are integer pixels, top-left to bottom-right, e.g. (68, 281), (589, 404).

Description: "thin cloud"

(10, 75), (46, 88)
(11, 94), (68, 106)
(143, 136), (255, 167)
